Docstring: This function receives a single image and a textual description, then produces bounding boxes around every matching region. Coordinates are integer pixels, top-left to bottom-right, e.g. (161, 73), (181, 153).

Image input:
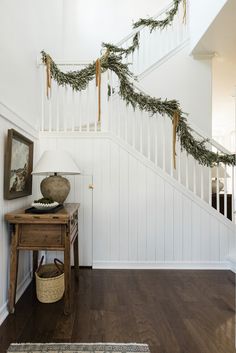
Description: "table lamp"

(32, 150), (80, 203)
(211, 165), (229, 194)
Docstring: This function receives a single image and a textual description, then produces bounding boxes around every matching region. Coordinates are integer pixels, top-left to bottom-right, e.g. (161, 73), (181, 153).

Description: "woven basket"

(35, 257), (65, 304)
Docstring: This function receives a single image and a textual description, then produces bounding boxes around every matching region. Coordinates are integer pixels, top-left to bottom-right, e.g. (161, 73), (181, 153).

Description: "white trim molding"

(0, 272), (32, 326)
(0, 101), (39, 139)
(93, 261), (230, 270)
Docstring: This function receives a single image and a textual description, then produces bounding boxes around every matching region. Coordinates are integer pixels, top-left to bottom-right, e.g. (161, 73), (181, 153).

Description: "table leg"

(64, 226), (71, 315)
(33, 251), (38, 274)
(73, 233), (79, 282)
(8, 224), (19, 314)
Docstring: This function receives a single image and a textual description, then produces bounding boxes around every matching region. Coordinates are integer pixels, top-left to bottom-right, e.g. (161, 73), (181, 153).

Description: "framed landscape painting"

(4, 129), (34, 200)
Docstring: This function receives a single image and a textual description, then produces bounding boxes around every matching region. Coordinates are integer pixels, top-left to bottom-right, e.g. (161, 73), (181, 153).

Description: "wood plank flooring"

(0, 269), (235, 353)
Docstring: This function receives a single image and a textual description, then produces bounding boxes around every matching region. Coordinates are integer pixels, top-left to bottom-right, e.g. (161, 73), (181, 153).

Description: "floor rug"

(7, 343), (150, 353)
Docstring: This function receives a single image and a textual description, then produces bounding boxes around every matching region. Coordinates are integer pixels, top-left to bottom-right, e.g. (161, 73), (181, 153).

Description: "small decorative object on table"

(32, 197), (59, 210)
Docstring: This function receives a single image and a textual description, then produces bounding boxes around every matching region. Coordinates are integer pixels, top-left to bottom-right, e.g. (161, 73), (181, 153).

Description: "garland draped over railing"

(102, 0), (185, 57)
(41, 0), (236, 167)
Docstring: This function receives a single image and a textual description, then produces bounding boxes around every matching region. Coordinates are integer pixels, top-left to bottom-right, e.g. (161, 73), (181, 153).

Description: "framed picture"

(4, 129), (34, 200)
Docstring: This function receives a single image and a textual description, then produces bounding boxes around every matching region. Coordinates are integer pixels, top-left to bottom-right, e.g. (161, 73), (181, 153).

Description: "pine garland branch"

(102, 32), (140, 57)
(133, 0), (182, 31)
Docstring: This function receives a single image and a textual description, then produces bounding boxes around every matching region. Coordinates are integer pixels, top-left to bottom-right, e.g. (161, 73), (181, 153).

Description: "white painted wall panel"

(39, 134), (236, 270)
(0, 114), (39, 325)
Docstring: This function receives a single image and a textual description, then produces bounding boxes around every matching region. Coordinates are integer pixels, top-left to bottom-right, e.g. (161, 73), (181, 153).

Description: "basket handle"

(36, 256), (44, 273)
(54, 258), (64, 274)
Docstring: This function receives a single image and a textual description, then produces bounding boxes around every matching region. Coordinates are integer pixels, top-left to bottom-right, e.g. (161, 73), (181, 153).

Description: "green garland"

(102, 0), (184, 57)
(41, 50), (235, 166)
(133, 0), (183, 31)
(102, 32), (140, 57)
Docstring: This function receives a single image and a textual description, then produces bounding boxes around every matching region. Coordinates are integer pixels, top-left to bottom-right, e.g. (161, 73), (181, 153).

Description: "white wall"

(39, 133), (235, 269)
(212, 55), (236, 140)
(0, 111), (39, 325)
(189, 0), (227, 53)
(140, 43), (212, 135)
(0, 0), (64, 128)
(61, 0), (167, 62)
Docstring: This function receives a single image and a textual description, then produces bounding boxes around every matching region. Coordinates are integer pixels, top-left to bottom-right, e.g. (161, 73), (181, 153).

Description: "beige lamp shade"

(211, 165), (230, 179)
(32, 150), (80, 203)
(32, 150), (80, 176)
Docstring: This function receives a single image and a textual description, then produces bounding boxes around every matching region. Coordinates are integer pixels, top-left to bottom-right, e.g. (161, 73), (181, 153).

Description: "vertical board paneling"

(182, 196), (192, 261)
(119, 148), (129, 261)
(200, 210), (210, 261)
(192, 203), (201, 261)
(155, 176), (165, 261)
(173, 190), (183, 261)
(164, 183), (174, 261)
(92, 139), (103, 262)
(128, 155), (138, 261)
(137, 162), (147, 261)
(210, 218), (220, 262)
(0, 116), (38, 324)
(219, 223), (229, 261)
(110, 142), (120, 261)
(101, 139), (111, 261)
(38, 135), (235, 269)
(79, 175), (93, 266)
(146, 170), (157, 262)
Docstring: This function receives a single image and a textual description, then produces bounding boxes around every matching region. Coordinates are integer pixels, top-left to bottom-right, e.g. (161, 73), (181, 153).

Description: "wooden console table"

(5, 203), (80, 315)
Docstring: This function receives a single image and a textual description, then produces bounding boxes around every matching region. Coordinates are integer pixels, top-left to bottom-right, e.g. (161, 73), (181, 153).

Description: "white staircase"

(40, 1), (236, 227)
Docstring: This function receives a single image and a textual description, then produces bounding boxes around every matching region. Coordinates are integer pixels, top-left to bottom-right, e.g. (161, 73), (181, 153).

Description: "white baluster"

(72, 89), (75, 132)
(56, 84), (60, 132)
(41, 65), (45, 131)
(185, 152), (189, 189)
(216, 165), (220, 212)
(208, 167), (212, 205)
(147, 118), (151, 159)
(94, 78), (98, 132)
(140, 111), (143, 154)
(63, 86), (67, 132)
(177, 140), (181, 183)
(132, 109), (136, 149)
(224, 164), (227, 217)
(200, 167), (204, 200)
(232, 166), (235, 222)
(193, 159), (197, 195)
(154, 118), (158, 166)
(78, 91), (82, 132)
(162, 116), (166, 172)
(87, 83), (90, 131)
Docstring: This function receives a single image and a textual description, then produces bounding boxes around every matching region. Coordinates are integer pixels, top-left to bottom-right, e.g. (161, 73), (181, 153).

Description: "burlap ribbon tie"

(95, 58), (101, 123)
(172, 111), (180, 169)
(183, 0), (187, 24)
(46, 55), (52, 99)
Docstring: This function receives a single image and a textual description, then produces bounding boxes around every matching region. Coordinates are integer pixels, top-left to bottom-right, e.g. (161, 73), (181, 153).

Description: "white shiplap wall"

(0, 111), (39, 325)
(39, 133), (236, 269)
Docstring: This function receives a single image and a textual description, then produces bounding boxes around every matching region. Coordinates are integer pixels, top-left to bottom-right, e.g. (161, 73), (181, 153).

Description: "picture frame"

(4, 129), (34, 200)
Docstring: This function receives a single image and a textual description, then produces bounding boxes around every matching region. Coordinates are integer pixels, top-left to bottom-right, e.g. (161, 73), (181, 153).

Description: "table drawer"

(19, 224), (64, 247)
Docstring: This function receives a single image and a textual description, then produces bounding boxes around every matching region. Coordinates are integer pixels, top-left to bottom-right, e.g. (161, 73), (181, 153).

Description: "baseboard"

(93, 261), (230, 270)
(0, 272), (32, 326)
(227, 255), (236, 273)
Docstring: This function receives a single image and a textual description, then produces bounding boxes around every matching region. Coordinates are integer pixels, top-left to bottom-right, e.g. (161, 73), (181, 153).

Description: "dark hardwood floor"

(0, 269), (235, 353)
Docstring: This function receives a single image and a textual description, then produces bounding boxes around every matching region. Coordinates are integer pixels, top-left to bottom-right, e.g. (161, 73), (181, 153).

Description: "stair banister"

(116, 2), (173, 48)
